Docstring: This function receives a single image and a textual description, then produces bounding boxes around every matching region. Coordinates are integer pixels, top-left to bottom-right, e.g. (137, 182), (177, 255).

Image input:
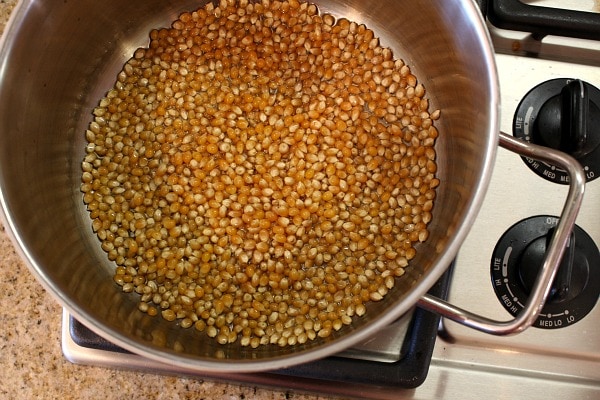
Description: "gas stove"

(62, 1), (600, 398)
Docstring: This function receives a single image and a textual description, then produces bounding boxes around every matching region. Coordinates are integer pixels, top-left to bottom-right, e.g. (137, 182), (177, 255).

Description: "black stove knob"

(518, 229), (584, 304)
(490, 216), (600, 329)
(513, 78), (600, 183)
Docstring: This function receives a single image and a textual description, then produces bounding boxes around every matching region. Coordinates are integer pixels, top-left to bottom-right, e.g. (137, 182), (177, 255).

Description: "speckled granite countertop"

(0, 2), (339, 399)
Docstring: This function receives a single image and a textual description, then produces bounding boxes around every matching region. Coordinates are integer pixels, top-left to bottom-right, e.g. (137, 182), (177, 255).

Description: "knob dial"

(513, 78), (600, 183)
(490, 216), (600, 329)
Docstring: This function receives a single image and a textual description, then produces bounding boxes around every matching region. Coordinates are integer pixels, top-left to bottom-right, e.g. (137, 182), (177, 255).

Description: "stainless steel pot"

(0, 0), (585, 372)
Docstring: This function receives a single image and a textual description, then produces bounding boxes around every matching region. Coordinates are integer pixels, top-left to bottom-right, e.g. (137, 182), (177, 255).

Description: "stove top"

(62, 1), (600, 398)
(433, 48), (600, 397)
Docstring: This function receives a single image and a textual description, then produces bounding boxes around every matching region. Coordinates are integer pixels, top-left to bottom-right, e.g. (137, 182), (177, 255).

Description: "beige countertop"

(0, 2), (340, 399)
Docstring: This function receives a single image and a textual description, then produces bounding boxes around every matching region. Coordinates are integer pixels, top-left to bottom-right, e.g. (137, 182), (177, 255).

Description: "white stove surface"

(429, 24), (600, 399)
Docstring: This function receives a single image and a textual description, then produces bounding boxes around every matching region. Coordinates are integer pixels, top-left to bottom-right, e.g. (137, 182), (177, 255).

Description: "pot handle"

(417, 132), (586, 335)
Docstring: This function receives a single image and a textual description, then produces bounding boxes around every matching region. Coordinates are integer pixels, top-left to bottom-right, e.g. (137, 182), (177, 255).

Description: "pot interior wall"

(0, 0), (497, 370)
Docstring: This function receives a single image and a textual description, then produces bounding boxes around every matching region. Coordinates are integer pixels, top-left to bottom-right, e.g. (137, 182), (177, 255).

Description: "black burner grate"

(69, 266), (452, 389)
(487, 0), (600, 40)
